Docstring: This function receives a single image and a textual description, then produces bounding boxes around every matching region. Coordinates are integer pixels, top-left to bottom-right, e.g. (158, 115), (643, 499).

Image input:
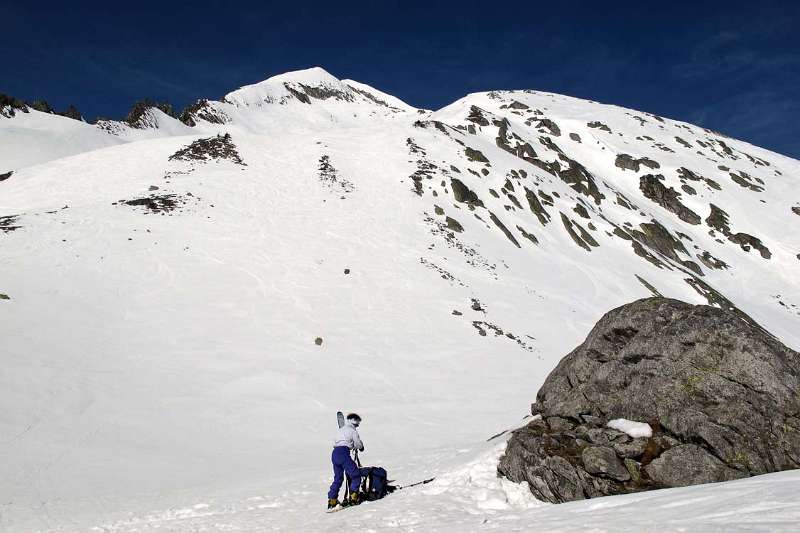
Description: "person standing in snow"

(327, 413), (364, 509)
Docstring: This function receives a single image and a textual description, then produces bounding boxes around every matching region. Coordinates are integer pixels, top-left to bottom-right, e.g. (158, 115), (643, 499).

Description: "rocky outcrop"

(534, 118), (561, 137)
(125, 99), (176, 128)
(560, 213), (598, 252)
(28, 100), (54, 113)
(0, 93), (29, 117)
(615, 154), (660, 172)
(465, 147), (489, 163)
(168, 133), (245, 165)
(639, 174), (701, 225)
(466, 105), (490, 126)
(450, 178), (484, 207)
(59, 105), (83, 121)
(587, 121), (611, 132)
(498, 297), (800, 503)
(537, 137), (605, 205)
(677, 167), (721, 191)
(490, 212), (521, 248)
(729, 170), (765, 193)
(0, 215), (21, 233)
(617, 220), (702, 275)
(2, 92), (83, 121)
(524, 187), (550, 225)
(706, 204), (771, 259)
(179, 99), (229, 126)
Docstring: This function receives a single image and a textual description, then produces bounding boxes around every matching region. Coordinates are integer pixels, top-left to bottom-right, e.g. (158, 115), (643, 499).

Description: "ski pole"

(398, 477), (435, 490)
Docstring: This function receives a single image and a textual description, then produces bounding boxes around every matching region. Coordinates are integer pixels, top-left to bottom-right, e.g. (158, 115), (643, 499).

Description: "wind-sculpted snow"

(1, 67), (799, 530)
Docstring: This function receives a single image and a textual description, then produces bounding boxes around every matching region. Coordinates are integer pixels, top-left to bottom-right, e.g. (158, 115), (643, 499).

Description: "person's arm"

(353, 429), (364, 452)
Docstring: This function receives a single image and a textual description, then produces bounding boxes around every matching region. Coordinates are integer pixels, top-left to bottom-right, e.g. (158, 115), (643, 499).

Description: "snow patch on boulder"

(607, 418), (653, 438)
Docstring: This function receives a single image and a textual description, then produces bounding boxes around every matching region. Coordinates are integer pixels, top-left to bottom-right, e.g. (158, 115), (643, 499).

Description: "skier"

(327, 413), (364, 509)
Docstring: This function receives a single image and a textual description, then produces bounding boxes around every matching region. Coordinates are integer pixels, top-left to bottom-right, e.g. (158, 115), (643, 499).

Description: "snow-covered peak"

(220, 66), (416, 116)
(223, 66), (345, 107)
(0, 68), (422, 171)
(170, 67), (418, 135)
(342, 78), (417, 112)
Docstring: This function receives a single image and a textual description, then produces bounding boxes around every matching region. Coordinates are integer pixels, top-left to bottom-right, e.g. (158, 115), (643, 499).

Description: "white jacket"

(334, 422), (364, 451)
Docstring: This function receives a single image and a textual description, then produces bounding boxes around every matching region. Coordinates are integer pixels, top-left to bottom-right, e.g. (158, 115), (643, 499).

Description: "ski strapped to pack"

(334, 410), (434, 504)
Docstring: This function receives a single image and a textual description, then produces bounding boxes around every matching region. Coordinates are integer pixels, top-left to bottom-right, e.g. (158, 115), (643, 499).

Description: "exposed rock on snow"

(0, 214), (21, 233)
(587, 121), (611, 132)
(706, 204), (771, 259)
(729, 170), (765, 192)
(615, 154), (660, 172)
(450, 177), (484, 207)
(677, 167), (721, 191)
(499, 297), (800, 503)
(179, 99), (230, 126)
(168, 133), (245, 165)
(318, 155), (355, 194)
(124, 100), (176, 128)
(639, 174), (701, 225)
(489, 211), (520, 248)
(118, 194), (186, 214)
(620, 219), (702, 275)
(465, 146), (489, 163)
(26, 99), (83, 120)
(0, 92), (29, 117)
(560, 212), (598, 251)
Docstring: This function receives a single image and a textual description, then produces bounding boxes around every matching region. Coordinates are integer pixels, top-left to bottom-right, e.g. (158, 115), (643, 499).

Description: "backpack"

(358, 466), (396, 501)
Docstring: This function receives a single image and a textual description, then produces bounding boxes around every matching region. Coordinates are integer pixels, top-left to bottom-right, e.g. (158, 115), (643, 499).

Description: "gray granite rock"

(498, 297), (800, 503)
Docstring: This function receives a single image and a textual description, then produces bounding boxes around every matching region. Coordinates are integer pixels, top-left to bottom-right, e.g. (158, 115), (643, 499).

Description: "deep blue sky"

(4, 0), (799, 158)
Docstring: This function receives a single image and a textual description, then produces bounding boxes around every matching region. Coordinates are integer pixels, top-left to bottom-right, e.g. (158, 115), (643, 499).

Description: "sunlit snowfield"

(1, 68), (799, 531)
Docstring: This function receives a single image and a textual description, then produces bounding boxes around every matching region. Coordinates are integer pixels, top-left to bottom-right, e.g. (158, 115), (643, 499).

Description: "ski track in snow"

(2, 67), (799, 531)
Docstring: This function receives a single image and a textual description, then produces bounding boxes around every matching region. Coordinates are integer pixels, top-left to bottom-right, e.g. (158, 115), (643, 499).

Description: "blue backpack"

(358, 466), (395, 501)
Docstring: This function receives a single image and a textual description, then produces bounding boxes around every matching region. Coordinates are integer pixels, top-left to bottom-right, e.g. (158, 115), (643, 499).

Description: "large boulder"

(498, 297), (800, 503)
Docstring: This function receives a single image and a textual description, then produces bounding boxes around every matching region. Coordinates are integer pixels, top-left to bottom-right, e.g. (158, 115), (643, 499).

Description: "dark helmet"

(346, 413), (362, 425)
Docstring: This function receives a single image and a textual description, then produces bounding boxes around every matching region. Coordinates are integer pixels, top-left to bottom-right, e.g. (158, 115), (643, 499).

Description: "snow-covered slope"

(71, 441), (800, 532)
(1, 67), (798, 532)
(0, 106), (123, 171)
(178, 66), (417, 135)
(0, 67), (418, 172)
(95, 106), (195, 141)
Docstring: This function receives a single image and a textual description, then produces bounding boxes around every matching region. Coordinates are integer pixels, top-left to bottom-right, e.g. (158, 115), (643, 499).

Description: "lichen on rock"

(498, 297), (800, 503)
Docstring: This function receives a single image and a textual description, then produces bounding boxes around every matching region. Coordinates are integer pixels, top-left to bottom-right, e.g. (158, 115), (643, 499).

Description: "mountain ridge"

(1, 65), (799, 530)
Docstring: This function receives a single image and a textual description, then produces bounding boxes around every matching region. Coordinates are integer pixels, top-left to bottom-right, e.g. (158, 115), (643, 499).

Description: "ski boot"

(347, 491), (361, 506)
(327, 498), (339, 510)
